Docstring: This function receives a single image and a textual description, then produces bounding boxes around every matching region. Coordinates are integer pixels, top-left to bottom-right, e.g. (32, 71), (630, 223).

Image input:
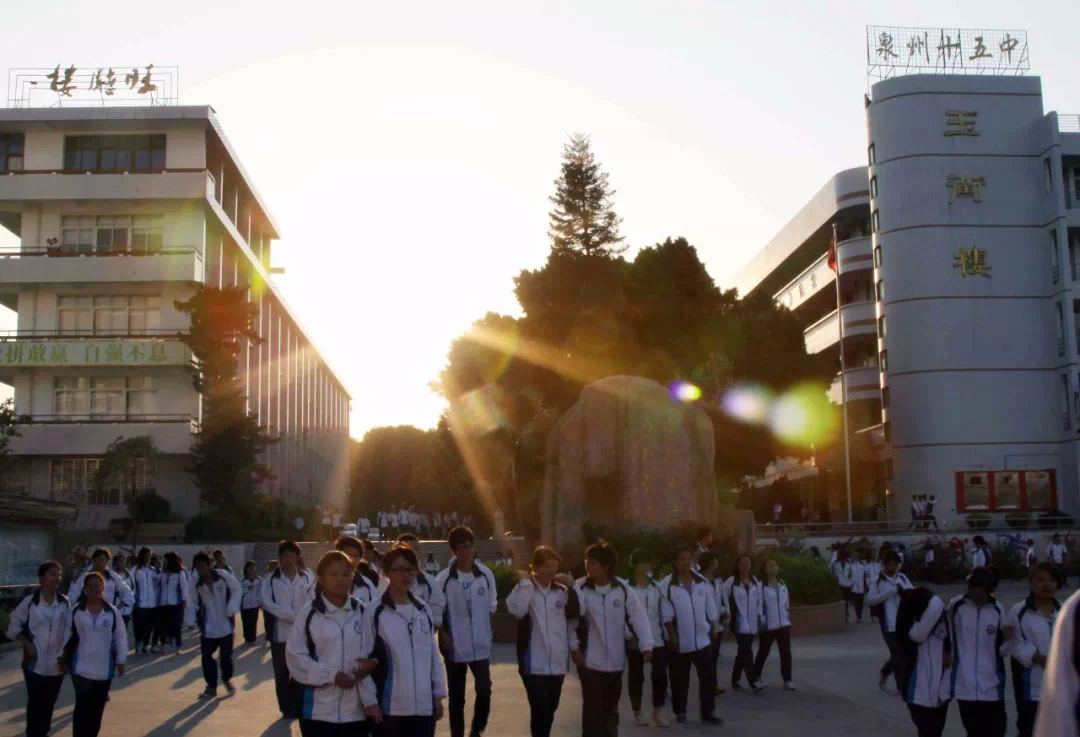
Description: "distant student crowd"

(358, 506), (476, 540)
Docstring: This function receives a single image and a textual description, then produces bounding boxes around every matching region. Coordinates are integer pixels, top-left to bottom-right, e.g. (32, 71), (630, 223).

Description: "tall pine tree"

(548, 133), (626, 257)
(175, 285), (275, 510)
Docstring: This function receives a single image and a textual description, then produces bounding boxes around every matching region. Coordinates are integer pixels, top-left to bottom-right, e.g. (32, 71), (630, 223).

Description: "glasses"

(388, 567), (418, 576)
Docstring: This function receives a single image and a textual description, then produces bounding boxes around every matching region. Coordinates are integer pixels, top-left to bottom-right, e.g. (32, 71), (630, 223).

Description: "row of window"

(59, 214), (165, 253)
(54, 376), (154, 417)
(64, 135), (166, 173)
(50, 457), (151, 507)
(58, 295), (162, 334)
(0, 133), (24, 173)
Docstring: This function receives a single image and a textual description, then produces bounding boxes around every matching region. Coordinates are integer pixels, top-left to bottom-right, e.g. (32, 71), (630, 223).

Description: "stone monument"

(540, 375), (719, 551)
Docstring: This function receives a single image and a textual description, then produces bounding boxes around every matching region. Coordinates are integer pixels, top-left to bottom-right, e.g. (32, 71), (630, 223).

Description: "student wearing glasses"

(365, 544), (447, 737)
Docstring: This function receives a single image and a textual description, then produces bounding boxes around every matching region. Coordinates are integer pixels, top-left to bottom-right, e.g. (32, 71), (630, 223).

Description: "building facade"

(0, 106), (351, 529)
(736, 74), (1080, 524)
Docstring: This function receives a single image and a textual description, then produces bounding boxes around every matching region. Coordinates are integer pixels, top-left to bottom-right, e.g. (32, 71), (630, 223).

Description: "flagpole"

(832, 223), (854, 524)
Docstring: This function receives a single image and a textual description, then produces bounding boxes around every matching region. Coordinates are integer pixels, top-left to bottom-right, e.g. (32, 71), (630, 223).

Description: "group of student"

(368, 507), (474, 540)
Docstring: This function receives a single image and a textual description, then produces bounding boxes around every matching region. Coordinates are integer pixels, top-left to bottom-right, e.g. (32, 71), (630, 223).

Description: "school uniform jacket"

(187, 570), (242, 640)
(949, 594), (1007, 702)
(905, 595), (953, 708)
(574, 577), (653, 672)
(261, 568), (316, 643)
(1004, 597), (1061, 702)
(6, 590), (71, 677)
(365, 591), (448, 717)
(832, 561), (852, 589)
(286, 593), (377, 724)
(506, 577), (580, 676)
(241, 577), (262, 610)
(760, 580), (792, 631)
(724, 577), (764, 636)
(1032, 589), (1080, 736)
(132, 565), (160, 609)
(68, 569), (134, 611)
(114, 571), (135, 616)
(61, 600), (128, 681)
(377, 571), (446, 626)
(628, 581), (666, 647)
(436, 562), (498, 663)
(1048, 542), (1067, 565)
(660, 572), (718, 653)
(849, 562), (868, 595)
(867, 572), (914, 632)
(971, 548), (991, 569)
(157, 571), (190, 607)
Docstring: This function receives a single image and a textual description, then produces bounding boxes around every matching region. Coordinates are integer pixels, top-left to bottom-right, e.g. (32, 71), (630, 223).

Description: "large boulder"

(541, 376), (718, 551)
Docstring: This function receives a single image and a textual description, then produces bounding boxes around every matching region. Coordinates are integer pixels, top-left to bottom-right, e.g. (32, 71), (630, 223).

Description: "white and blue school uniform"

(1033, 589), (1080, 737)
(1004, 596), (1060, 736)
(377, 569), (446, 626)
(628, 580), (666, 651)
(68, 569), (134, 612)
(755, 580), (794, 685)
(365, 591), (448, 719)
(7, 589), (71, 737)
(660, 572), (718, 654)
(113, 571), (135, 620)
(949, 593), (1008, 734)
(436, 562), (498, 663)
(506, 577), (580, 677)
(867, 572), (914, 633)
(187, 570), (241, 691)
(904, 595), (953, 723)
(239, 575), (262, 643)
(261, 568), (316, 644)
(61, 599), (128, 737)
(286, 593), (377, 725)
(723, 576), (763, 636)
(131, 564), (159, 650)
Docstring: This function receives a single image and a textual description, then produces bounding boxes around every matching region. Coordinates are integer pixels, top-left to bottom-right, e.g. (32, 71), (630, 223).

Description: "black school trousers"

(669, 646), (716, 719)
(71, 675), (112, 737)
(380, 715), (436, 737)
(908, 704), (949, 737)
(578, 667), (623, 737)
(298, 719), (372, 736)
(753, 626), (792, 683)
(23, 669), (63, 737)
(446, 658), (491, 737)
(879, 624), (904, 691)
(731, 633), (756, 686)
(201, 635), (235, 689)
(241, 607), (260, 643)
(271, 641), (302, 717)
(627, 644), (668, 712)
(133, 606), (156, 649)
(957, 700), (1006, 737)
(522, 674), (565, 737)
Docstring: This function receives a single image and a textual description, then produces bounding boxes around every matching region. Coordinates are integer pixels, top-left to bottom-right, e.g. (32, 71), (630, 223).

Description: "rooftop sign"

(6, 65), (178, 108)
(867, 27), (1028, 82)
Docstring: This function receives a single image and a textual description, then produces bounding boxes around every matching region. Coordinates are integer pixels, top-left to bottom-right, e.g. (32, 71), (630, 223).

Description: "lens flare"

(670, 381), (702, 402)
(720, 384), (772, 425)
(451, 384), (509, 436)
(768, 383), (840, 448)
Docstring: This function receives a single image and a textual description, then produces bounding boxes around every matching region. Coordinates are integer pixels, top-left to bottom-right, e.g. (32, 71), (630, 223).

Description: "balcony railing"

(0, 245), (201, 259)
(1060, 114), (1080, 133)
(19, 414), (198, 430)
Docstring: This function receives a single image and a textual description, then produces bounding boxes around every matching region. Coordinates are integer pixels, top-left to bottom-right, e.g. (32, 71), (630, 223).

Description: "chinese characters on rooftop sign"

(867, 27), (1028, 82)
(6, 65), (178, 109)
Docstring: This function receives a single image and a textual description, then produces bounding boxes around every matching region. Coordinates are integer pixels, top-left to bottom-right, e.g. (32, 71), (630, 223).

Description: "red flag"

(827, 241), (837, 271)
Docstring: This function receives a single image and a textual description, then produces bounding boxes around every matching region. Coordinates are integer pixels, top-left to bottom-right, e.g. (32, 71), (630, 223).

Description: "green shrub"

(754, 548), (842, 606)
(185, 511), (245, 542)
(489, 564), (522, 605)
(966, 513), (991, 529)
(1005, 512), (1033, 529)
(128, 492), (171, 523)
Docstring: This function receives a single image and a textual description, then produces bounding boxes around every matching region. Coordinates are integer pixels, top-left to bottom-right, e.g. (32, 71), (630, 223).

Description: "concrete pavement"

(0, 581), (1044, 736)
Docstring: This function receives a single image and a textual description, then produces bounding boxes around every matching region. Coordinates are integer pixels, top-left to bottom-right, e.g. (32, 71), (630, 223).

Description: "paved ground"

(0, 581), (1048, 736)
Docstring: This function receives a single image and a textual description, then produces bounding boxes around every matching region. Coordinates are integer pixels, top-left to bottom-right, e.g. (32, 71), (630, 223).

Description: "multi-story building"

(736, 66), (1080, 525)
(0, 105), (351, 529)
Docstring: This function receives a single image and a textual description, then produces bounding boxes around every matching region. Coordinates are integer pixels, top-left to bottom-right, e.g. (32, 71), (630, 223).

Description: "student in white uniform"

(867, 549), (914, 692)
(157, 551), (189, 655)
(436, 526), (498, 737)
(424, 553), (440, 577)
(68, 548), (135, 616)
(895, 588), (953, 737)
(262, 540), (316, 719)
(240, 560), (262, 645)
(753, 557), (794, 690)
(661, 544), (721, 725)
(286, 550), (379, 737)
(377, 534), (446, 626)
(1033, 587), (1080, 736)
(971, 536), (991, 570)
(359, 515), (371, 537)
(59, 571), (128, 737)
(1048, 534), (1068, 587)
(111, 554), (135, 628)
(573, 540), (653, 737)
(692, 526), (713, 570)
(1003, 562), (1060, 737)
(849, 550), (869, 623)
(949, 567), (1007, 737)
(331, 536), (380, 604)
(697, 552), (729, 697)
(726, 553), (764, 692)
(505, 546), (580, 737)
(1025, 539), (1038, 571)
(832, 550), (853, 623)
(187, 551), (242, 698)
(625, 548), (669, 727)
(365, 544), (448, 737)
(7, 561), (70, 737)
(131, 546), (159, 655)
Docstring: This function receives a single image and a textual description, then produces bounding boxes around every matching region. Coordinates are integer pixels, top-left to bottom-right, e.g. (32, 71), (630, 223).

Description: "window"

(54, 376), (154, 418)
(50, 458), (150, 506)
(64, 135), (166, 173)
(957, 469), (1057, 512)
(1051, 229), (1061, 283)
(880, 349), (888, 371)
(57, 295), (161, 335)
(872, 210), (880, 233)
(1045, 159), (1053, 193)
(881, 386), (890, 408)
(1026, 471), (1054, 510)
(874, 246), (882, 268)
(960, 472), (990, 511)
(60, 214), (164, 254)
(868, 143), (876, 166)
(878, 315), (886, 337)
(870, 176), (878, 199)
(876, 280), (884, 302)
(0, 133), (24, 173)
(994, 472), (1021, 510)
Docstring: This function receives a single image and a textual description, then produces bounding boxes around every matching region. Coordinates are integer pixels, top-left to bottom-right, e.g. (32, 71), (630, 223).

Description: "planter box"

(492, 599), (847, 644)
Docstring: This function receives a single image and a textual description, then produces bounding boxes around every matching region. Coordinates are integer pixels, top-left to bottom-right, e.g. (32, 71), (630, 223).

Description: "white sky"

(2, 1), (1079, 437)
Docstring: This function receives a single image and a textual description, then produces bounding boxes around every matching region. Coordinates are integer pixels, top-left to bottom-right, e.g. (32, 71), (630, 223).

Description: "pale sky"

(2, 1), (1079, 437)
